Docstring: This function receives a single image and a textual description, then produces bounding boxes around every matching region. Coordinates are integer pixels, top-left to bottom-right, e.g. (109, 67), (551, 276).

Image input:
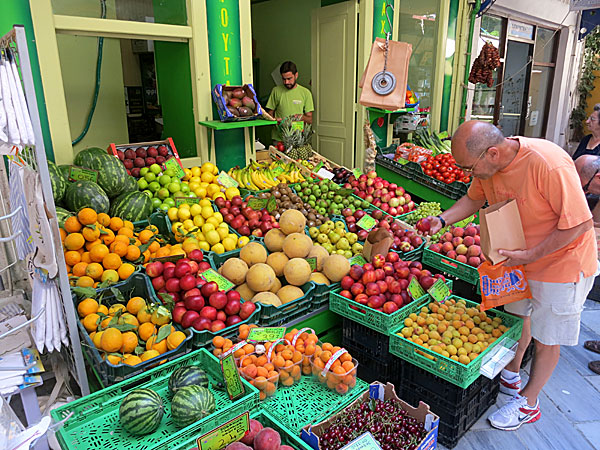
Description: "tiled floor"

(441, 299), (600, 449)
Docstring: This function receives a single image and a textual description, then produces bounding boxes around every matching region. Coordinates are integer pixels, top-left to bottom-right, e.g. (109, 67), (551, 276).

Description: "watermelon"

(110, 191), (153, 222)
(56, 207), (74, 228)
(58, 165), (72, 181)
(119, 388), (164, 436)
(64, 180), (110, 214)
(74, 147), (129, 198)
(169, 366), (209, 394)
(123, 175), (139, 193)
(48, 161), (67, 204)
(171, 385), (215, 428)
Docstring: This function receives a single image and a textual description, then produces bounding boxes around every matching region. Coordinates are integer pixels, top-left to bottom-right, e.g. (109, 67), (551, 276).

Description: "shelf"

(367, 106), (417, 115)
(198, 119), (277, 130)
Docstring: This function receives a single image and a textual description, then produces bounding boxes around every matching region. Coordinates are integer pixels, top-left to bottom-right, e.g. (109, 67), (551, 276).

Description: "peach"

(467, 245), (481, 257)
(452, 237), (463, 247)
(456, 244), (468, 255)
(457, 255), (468, 264)
(463, 236), (475, 247)
(254, 428), (281, 450)
(468, 256), (481, 267)
(453, 227), (465, 238)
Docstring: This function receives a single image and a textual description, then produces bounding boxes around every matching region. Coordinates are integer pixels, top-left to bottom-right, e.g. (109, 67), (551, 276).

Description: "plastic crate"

(51, 349), (260, 450)
(73, 273), (194, 387)
(310, 280), (340, 310)
(260, 372), (369, 434)
(209, 249), (315, 327)
(169, 409), (312, 450)
(329, 279), (453, 335)
(389, 295), (523, 389)
(422, 247), (480, 285)
(398, 362), (499, 449)
(376, 153), (470, 200)
(342, 339), (403, 385)
(342, 318), (390, 356)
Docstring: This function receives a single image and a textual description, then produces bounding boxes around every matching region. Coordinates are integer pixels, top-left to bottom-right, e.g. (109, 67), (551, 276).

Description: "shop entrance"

(250, 0), (357, 168)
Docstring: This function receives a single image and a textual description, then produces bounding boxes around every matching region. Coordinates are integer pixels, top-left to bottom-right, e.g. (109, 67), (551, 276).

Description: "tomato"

(434, 163), (441, 169)
(439, 166), (447, 173)
(425, 169), (433, 176)
(462, 176), (471, 183)
(437, 176), (445, 182)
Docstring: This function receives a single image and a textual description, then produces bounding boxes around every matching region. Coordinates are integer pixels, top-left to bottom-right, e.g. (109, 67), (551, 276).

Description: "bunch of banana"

(227, 160), (306, 190)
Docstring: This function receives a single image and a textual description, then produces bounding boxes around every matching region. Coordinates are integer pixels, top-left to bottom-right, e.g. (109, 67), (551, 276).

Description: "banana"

(251, 170), (267, 189)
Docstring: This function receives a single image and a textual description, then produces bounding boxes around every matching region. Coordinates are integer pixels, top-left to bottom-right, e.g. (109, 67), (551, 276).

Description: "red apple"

(350, 283), (364, 296)
(340, 290), (353, 299)
(179, 274), (197, 291)
(163, 266), (176, 280)
(209, 292), (228, 310)
(349, 265), (364, 281)
(182, 310), (200, 328)
(226, 315), (242, 327)
(354, 293), (368, 305)
(184, 295), (205, 311)
(239, 301), (256, 320)
(201, 281), (219, 297)
(198, 261), (211, 272)
(372, 254), (386, 268)
(340, 276), (354, 290)
(225, 298), (241, 315)
(192, 316), (211, 331)
(383, 301), (399, 314)
(151, 275), (165, 291)
(200, 306), (217, 321)
(174, 262), (191, 279)
(211, 320), (226, 333)
(166, 278), (180, 292)
(146, 261), (164, 277)
(216, 310), (227, 322)
(172, 306), (187, 324)
(365, 282), (380, 296)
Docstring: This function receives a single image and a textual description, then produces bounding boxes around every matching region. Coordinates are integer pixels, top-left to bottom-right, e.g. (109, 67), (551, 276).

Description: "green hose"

(72, 0), (106, 145)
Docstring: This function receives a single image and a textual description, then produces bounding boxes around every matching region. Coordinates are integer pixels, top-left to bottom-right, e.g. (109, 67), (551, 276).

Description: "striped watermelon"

(119, 388), (164, 436)
(74, 147), (129, 198)
(110, 191), (153, 222)
(171, 385), (215, 428)
(123, 175), (139, 193)
(56, 207), (74, 228)
(168, 366), (209, 394)
(48, 161), (67, 204)
(58, 165), (71, 181)
(64, 180), (110, 214)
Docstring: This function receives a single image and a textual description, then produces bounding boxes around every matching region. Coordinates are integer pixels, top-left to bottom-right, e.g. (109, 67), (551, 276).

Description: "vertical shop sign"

(372, 0), (392, 40)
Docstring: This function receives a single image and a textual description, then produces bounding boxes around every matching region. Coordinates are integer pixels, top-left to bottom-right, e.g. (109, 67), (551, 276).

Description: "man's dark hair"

(280, 61), (297, 75)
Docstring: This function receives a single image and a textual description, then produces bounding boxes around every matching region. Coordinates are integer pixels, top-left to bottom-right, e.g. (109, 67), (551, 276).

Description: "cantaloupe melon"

(282, 233), (312, 258)
(220, 258), (248, 285)
(283, 258), (311, 286)
(251, 292), (282, 307)
(277, 285), (304, 304)
(264, 228), (286, 252)
(246, 263), (276, 292)
(308, 246), (329, 272)
(266, 252), (288, 277)
(279, 210), (306, 235)
(322, 254), (350, 282)
(240, 242), (268, 266)
(310, 272), (330, 285)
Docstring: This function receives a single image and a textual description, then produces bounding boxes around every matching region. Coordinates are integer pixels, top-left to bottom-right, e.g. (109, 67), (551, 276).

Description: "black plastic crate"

(342, 318), (390, 357)
(587, 275), (600, 302)
(521, 341), (535, 368)
(342, 339), (403, 385)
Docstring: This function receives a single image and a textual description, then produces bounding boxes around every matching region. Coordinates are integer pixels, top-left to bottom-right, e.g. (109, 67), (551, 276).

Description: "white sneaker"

(499, 374), (521, 396)
(488, 395), (541, 431)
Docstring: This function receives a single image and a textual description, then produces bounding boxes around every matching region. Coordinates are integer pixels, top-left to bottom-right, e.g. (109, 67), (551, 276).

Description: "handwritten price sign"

(198, 411), (249, 450)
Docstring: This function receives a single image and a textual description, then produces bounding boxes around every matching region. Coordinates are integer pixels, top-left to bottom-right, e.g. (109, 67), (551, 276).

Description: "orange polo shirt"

(468, 137), (596, 283)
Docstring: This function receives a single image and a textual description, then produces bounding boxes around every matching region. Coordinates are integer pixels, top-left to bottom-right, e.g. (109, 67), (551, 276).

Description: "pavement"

(441, 299), (600, 450)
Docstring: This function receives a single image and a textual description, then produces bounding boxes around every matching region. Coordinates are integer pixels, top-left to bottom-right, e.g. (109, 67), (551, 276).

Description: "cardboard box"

(362, 228), (394, 261)
(107, 137), (184, 176)
(301, 382), (439, 450)
(212, 84), (263, 122)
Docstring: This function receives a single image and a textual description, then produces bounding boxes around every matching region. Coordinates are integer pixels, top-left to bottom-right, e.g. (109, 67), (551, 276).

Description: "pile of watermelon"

(49, 147), (153, 223)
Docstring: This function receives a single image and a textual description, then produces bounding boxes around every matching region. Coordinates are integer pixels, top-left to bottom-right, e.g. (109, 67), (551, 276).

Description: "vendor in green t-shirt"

(266, 61), (314, 143)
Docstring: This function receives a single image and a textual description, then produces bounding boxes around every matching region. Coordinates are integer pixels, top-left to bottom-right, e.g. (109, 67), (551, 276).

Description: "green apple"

(150, 163), (162, 175)
(142, 189), (153, 198)
(172, 191), (185, 199)
(335, 221), (345, 230)
(346, 233), (358, 245)
(328, 231), (340, 244)
(140, 167), (150, 177)
(168, 182), (181, 194)
(144, 172), (156, 183)
(151, 197), (162, 208)
(180, 183), (190, 194)
(164, 168), (177, 178)
(137, 179), (148, 190)
(148, 181), (161, 192)
(163, 198), (176, 207)
(157, 188), (170, 199)
(309, 227), (319, 238)
(336, 238), (350, 250)
(352, 243), (363, 254)
(158, 204), (169, 212)
(159, 174), (172, 186)
(343, 250), (353, 259)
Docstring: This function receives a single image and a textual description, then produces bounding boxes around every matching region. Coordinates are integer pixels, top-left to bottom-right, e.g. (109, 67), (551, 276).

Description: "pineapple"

(279, 117), (314, 160)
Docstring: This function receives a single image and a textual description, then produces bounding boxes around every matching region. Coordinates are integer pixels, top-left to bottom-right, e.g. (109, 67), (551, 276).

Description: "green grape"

(406, 202), (442, 225)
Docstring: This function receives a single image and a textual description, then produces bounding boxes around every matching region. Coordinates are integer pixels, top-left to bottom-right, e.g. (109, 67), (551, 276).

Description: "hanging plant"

(571, 27), (600, 140)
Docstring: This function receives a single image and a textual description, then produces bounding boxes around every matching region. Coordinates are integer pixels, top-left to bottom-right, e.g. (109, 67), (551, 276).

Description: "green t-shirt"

(266, 84), (314, 141)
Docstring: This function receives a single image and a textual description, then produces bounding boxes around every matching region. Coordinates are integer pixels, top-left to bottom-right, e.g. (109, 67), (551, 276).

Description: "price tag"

(395, 158), (410, 165)
(316, 168), (334, 180)
(164, 157), (185, 179)
(349, 254), (368, 266)
(247, 327), (286, 342)
(198, 411), (249, 450)
(408, 278), (426, 300)
(352, 168), (362, 178)
(69, 166), (99, 183)
(336, 188), (353, 196)
(175, 197), (201, 206)
(306, 257), (317, 272)
(356, 214), (377, 232)
(201, 268), (235, 292)
(340, 432), (382, 450)
(428, 279), (451, 303)
(247, 198), (268, 210)
(292, 121), (304, 131)
(217, 171), (239, 188)
(271, 166), (284, 177)
(266, 197), (277, 212)
(219, 354), (245, 400)
(313, 161), (324, 172)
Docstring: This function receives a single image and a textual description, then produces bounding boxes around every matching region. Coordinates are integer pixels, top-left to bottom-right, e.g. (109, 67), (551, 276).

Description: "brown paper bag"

(362, 228), (394, 262)
(359, 38), (412, 111)
(479, 199), (527, 265)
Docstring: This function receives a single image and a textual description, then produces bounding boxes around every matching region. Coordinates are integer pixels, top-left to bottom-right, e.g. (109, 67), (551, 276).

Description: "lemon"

(217, 227), (229, 240)
(183, 219), (195, 230)
(201, 172), (214, 183)
(171, 221), (183, 233)
(206, 216), (220, 228)
(223, 237), (237, 251)
(212, 212), (224, 223)
(193, 215), (205, 227)
(225, 187), (241, 200)
(190, 204), (202, 217)
(189, 181), (200, 191)
(201, 206), (214, 219)
(178, 208), (191, 221)
(101, 269), (119, 283)
(202, 223), (215, 234)
(198, 240), (211, 252)
(199, 199), (211, 208)
(228, 233), (238, 241)
(212, 192), (226, 201)
(190, 175), (201, 183)
(167, 207), (179, 222)
(200, 182), (210, 189)
(207, 184), (220, 197)
(191, 166), (201, 177)
(183, 168), (192, 180)
(194, 231), (206, 241)
(211, 243), (225, 254)
(202, 162), (216, 173)
(205, 230), (221, 246)
(194, 187), (207, 198)
(179, 203), (191, 210)
(238, 236), (250, 247)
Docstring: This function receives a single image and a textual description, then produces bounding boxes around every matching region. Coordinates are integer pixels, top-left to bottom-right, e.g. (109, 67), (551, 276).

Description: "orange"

(97, 304), (108, 315)
(137, 307), (153, 324)
(85, 239), (103, 251)
(76, 275), (94, 287)
(110, 241), (128, 257)
(138, 229), (154, 244)
(108, 304), (126, 315)
(118, 263), (135, 280)
(82, 226), (101, 242)
(97, 212), (111, 227)
(114, 234), (131, 245)
(64, 250), (81, 266)
(85, 263), (104, 280)
(142, 250), (151, 263)
(148, 241), (161, 254)
(155, 247), (170, 258)
(121, 331), (138, 353)
(59, 228), (67, 241)
(141, 350), (160, 361)
(64, 233), (85, 251)
(101, 269), (119, 283)
(125, 245), (141, 261)
(123, 355), (142, 366)
(77, 298), (98, 317)
(103, 253), (122, 270)
(117, 227), (134, 238)
(146, 335), (168, 354)
(77, 208), (97, 226)
(127, 296), (146, 315)
(109, 217), (124, 232)
(81, 313), (100, 332)
(167, 331), (187, 350)
(100, 228), (115, 245)
(80, 252), (92, 263)
(119, 313), (140, 330)
(123, 220), (134, 231)
(106, 354), (122, 365)
(138, 322), (156, 341)
(101, 327), (123, 352)
(90, 244), (109, 262)
(212, 336), (225, 348)
(64, 216), (82, 233)
(92, 331), (104, 348)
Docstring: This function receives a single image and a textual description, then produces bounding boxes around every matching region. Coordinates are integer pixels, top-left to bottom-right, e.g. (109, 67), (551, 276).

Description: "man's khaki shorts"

(504, 265), (599, 346)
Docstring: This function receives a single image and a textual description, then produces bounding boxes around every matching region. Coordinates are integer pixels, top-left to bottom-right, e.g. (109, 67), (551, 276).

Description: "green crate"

(169, 409), (312, 450)
(422, 247), (480, 285)
(209, 249), (316, 327)
(133, 210), (176, 244)
(311, 281), (340, 310)
(73, 273), (194, 387)
(260, 374), (369, 434)
(329, 279), (453, 335)
(50, 349), (260, 450)
(389, 295), (523, 388)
